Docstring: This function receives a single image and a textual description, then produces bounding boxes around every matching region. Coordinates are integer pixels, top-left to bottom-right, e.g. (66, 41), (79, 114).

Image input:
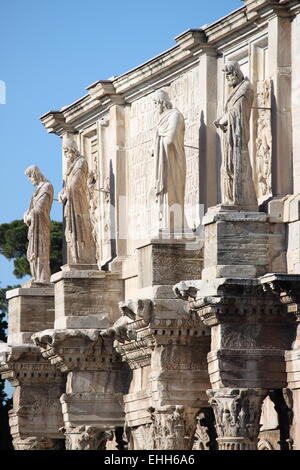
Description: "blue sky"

(0, 0), (241, 287)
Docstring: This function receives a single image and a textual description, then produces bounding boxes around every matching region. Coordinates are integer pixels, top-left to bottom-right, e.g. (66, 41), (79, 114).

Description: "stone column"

(267, 4), (293, 196)
(208, 388), (267, 450)
(109, 104), (127, 263)
(62, 426), (113, 451)
(0, 344), (65, 450)
(148, 406), (197, 451)
(110, 295), (211, 450)
(291, 6), (300, 193)
(175, 277), (295, 450)
(0, 284), (65, 450)
(260, 273), (300, 449)
(32, 329), (128, 450)
(198, 45), (218, 209)
(110, 234), (207, 450)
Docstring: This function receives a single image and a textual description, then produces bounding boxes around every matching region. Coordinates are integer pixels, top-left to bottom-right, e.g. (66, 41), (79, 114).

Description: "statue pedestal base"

(202, 205), (270, 280)
(51, 266), (123, 329)
(6, 284), (54, 345)
(136, 238), (203, 293)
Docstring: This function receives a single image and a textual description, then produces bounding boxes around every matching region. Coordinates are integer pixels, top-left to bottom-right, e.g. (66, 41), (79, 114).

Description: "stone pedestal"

(136, 238), (203, 296)
(33, 329), (129, 450)
(51, 265), (124, 329)
(202, 207), (270, 280)
(7, 284), (55, 345)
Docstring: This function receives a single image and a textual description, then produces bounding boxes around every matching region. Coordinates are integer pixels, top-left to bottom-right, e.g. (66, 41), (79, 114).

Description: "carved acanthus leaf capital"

(148, 406), (197, 450)
(61, 425), (113, 450)
(208, 388), (267, 444)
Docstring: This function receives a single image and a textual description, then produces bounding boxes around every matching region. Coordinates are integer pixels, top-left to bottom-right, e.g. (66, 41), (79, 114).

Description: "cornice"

(40, 110), (76, 136)
(40, 1), (296, 135)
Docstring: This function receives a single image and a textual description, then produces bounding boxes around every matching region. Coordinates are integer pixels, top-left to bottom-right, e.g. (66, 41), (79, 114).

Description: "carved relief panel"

(256, 78), (272, 204)
(81, 118), (112, 269)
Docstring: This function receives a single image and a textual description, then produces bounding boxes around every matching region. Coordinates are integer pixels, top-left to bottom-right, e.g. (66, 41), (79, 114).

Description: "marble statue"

(58, 136), (96, 265)
(152, 90), (186, 232)
(214, 62), (257, 209)
(24, 165), (53, 283)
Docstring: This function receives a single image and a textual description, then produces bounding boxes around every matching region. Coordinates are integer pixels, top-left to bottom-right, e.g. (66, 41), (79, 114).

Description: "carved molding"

(256, 78), (272, 204)
(174, 279), (287, 327)
(260, 274), (300, 321)
(32, 328), (120, 372)
(0, 344), (64, 387)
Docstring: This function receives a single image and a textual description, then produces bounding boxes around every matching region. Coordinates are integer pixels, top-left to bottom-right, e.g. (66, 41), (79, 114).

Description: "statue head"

(223, 61), (244, 88)
(25, 165), (46, 186)
(153, 90), (173, 114)
(62, 135), (80, 161)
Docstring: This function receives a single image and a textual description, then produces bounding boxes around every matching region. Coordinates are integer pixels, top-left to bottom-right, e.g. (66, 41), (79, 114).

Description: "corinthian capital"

(208, 388), (267, 450)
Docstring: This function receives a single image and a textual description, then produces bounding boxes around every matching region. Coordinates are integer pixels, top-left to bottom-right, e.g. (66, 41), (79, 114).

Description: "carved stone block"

(51, 267), (124, 329)
(6, 285), (54, 345)
(202, 208), (270, 279)
(137, 240), (203, 290)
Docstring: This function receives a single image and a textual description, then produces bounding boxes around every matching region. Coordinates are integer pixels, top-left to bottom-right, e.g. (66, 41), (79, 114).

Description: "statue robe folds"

(64, 156), (96, 264)
(221, 78), (257, 209)
(27, 181), (53, 282)
(154, 108), (186, 230)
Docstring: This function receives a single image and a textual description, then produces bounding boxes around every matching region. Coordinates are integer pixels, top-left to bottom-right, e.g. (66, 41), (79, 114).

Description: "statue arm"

(214, 113), (228, 132)
(23, 210), (31, 226)
(162, 112), (183, 146)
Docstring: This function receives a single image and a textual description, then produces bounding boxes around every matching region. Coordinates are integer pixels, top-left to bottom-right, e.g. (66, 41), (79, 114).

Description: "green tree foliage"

(50, 221), (64, 275)
(0, 220), (63, 278)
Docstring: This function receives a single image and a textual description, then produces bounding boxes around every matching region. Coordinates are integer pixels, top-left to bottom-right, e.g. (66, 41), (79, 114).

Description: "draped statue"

(152, 90), (186, 233)
(214, 62), (257, 209)
(58, 136), (96, 265)
(24, 165), (53, 282)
